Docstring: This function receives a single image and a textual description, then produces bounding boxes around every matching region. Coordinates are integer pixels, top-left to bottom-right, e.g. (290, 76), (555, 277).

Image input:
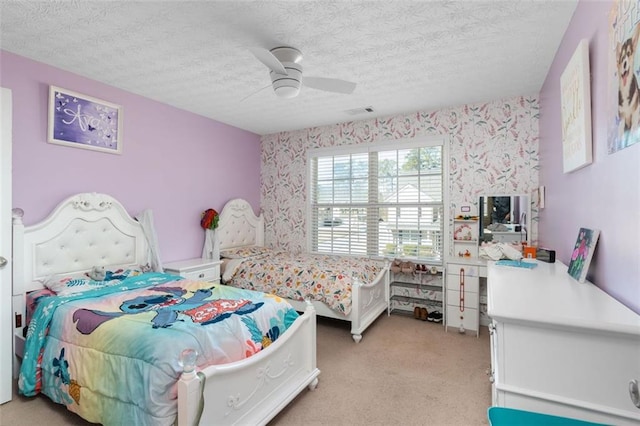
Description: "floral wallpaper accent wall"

(261, 95), (539, 254)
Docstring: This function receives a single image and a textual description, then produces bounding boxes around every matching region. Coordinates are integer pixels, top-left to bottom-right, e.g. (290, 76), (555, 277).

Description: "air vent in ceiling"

(345, 106), (374, 115)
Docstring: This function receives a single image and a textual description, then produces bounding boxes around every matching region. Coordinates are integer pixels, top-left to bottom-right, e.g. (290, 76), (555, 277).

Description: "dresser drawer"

(446, 289), (479, 309)
(164, 258), (221, 283)
(446, 305), (479, 331)
(181, 265), (220, 282)
(447, 263), (482, 277)
(446, 272), (479, 293)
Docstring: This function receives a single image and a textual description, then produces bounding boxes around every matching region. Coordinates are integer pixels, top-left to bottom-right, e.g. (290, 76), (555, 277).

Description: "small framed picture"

(567, 227), (600, 283)
(48, 86), (122, 154)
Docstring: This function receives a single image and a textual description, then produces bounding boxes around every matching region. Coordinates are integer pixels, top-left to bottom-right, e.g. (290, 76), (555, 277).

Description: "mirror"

(478, 195), (530, 245)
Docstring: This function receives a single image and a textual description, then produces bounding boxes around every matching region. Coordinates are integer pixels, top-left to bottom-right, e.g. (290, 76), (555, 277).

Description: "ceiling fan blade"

(249, 47), (287, 75)
(303, 76), (356, 94)
(240, 82), (273, 102)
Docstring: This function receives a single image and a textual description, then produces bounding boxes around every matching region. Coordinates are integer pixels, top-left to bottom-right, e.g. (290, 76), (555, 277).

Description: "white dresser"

(487, 260), (640, 425)
(445, 258), (487, 337)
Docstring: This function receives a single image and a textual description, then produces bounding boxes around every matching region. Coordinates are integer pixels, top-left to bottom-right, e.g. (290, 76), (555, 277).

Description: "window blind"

(309, 139), (445, 262)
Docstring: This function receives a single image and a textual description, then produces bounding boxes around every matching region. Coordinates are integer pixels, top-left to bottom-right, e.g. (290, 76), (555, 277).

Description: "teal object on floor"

(487, 407), (607, 425)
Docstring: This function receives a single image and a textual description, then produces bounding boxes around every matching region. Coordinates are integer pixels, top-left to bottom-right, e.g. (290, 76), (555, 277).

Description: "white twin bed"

(217, 198), (390, 343)
(12, 192), (319, 425)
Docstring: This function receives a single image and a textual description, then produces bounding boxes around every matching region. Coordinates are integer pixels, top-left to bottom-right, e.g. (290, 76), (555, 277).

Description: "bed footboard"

(177, 303), (319, 426)
(349, 264), (390, 343)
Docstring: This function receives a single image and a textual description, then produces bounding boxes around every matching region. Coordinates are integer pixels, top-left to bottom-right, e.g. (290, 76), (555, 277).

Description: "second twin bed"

(217, 198), (390, 343)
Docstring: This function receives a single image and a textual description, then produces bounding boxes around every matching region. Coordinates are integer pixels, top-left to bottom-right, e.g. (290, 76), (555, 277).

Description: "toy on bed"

(12, 192), (319, 426)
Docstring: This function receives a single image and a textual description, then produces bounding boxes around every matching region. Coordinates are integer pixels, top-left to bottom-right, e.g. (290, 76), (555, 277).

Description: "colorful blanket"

(19, 272), (298, 426)
(222, 247), (385, 315)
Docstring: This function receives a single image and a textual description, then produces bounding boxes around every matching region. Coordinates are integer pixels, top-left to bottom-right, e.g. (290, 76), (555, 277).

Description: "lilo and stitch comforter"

(19, 272), (299, 426)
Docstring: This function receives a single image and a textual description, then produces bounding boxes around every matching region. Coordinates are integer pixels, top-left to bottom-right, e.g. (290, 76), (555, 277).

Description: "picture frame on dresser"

(567, 227), (600, 283)
(48, 85), (123, 155)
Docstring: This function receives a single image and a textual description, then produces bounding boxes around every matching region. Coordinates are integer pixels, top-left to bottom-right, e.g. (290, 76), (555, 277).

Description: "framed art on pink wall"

(48, 86), (123, 154)
(560, 39), (592, 173)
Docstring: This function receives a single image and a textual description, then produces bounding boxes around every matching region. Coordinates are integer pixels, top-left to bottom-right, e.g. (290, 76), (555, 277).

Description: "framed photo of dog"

(560, 39), (592, 173)
(608, 0), (640, 154)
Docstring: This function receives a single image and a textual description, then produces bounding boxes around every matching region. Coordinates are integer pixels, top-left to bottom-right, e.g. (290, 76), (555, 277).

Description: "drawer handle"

(198, 273), (205, 279)
(630, 379), (640, 409)
(459, 268), (465, 312)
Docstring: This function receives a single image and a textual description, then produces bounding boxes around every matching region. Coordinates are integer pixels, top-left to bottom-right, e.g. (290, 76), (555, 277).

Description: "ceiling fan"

(248, 46), (357, 99)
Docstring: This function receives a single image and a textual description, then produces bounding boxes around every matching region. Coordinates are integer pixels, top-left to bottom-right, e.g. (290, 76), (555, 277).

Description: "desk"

(487, 260), (640, 425)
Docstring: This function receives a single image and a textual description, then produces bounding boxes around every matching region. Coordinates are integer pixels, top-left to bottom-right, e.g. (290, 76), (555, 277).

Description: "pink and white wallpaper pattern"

(261, 95), (540, 254)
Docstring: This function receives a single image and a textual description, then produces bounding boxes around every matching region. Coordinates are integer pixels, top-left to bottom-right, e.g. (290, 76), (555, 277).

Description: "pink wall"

(0, 50), (262, 263)
(539, 0), (640, 313)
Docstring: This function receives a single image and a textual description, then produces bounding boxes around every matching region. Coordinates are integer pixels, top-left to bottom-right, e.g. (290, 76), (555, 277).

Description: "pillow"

(43, 266), (146, 295)
(42, 274), (118, 296)
(220, 246), (273, 259)
(87, 264), (148, 281)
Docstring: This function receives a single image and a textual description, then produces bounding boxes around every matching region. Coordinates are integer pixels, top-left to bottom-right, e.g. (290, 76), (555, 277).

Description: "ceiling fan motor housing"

(270, 46), (303, 98)
(270, 63), (302, 98)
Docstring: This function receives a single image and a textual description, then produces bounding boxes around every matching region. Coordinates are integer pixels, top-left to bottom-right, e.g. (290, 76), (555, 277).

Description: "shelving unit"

(447, 210), (483, 335)
(388, 266), (444, 321)
(452, 218), (479, 259)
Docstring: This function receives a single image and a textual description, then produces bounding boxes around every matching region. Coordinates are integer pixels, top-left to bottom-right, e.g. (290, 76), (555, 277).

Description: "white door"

(0, 87), (13, 404)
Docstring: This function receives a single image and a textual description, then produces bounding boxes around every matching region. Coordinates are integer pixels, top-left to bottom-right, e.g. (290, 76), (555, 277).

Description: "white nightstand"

(163, 258), (222, 283)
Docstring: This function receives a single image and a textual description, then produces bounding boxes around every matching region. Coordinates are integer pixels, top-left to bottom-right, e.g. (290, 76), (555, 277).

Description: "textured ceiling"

(0, 0), (577, 135)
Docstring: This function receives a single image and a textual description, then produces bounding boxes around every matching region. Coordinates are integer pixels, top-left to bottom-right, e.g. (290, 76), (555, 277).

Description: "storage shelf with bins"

(388, 265), (444, 320)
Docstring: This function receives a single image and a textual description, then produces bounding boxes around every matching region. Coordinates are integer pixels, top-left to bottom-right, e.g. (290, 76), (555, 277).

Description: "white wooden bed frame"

(218, 198), (390, 343)
(12, 192), (319, 426)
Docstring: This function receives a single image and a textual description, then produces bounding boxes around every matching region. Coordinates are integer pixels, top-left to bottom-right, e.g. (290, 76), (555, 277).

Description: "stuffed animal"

(87, 265), (107, 281)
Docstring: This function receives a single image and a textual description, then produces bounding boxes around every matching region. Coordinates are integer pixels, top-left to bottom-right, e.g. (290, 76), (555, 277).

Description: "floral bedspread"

(19, 272), (298, 426)
(222, 247), (385, 315)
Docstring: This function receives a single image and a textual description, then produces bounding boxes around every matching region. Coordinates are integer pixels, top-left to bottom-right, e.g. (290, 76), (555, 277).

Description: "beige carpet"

(0, 314), (491, 426)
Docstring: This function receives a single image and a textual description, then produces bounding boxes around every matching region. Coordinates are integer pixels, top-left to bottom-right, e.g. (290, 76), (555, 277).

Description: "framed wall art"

(48, 86), (122, 154)
(608, 0), (640, 154)
(560, 39), (593, 173)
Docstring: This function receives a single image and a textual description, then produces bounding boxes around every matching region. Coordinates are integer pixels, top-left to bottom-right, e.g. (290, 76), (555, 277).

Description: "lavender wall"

(0, 50), (262, 263)
(539, 0), (639, 313)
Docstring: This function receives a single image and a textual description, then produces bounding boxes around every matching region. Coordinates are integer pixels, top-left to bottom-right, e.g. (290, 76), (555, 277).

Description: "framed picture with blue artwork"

(567, 227), (600, 283)
(48, 86), (123, 154)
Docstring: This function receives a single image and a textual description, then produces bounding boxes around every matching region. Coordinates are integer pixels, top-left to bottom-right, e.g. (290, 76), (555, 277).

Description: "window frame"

(306, 136), (449, 263)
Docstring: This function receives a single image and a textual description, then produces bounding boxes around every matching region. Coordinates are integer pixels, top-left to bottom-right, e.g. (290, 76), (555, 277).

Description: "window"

(308, 138), (446, 262)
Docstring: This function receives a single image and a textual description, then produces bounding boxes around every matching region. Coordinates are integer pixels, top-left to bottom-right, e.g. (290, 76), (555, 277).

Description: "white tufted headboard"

(12, 192), (150, 295)
(217, 198), (264, 250)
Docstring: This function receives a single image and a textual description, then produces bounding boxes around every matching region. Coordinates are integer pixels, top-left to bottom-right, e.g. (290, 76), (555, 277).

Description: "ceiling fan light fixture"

(270, 63), (302, 98)
(273, 84), (300, 99)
